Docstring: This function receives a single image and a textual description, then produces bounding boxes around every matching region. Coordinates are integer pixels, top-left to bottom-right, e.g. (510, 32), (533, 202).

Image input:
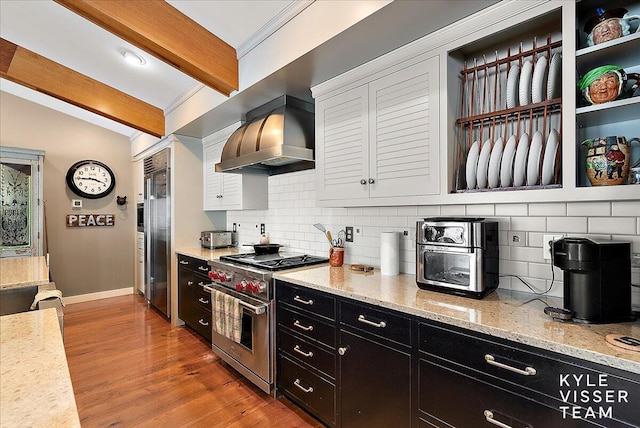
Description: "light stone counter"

(176, 246), (242, 261)
(275, 265), (640, 374)
(0, 308), (80, 428)
(0, 256), (49, 290)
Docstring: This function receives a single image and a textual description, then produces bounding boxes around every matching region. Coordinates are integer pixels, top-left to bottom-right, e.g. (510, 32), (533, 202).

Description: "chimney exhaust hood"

(215, 95), (315, 175)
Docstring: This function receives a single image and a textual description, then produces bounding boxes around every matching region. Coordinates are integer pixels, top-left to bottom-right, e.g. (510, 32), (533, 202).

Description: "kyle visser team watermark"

(559, 373), (629, 420)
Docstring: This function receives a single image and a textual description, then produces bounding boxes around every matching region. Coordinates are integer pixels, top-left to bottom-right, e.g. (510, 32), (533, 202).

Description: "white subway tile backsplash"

(612, 201), (640, 216)
(529, 203), (566, 216)
(588, 217), (636, 235)
(226, 170), (639, 302)
(466, 204), (495, 216)
(567, 202), (610, 217)
(547, 217), (588, 233)
(495, 203), (528, 216)
(511, 216), (546, 231)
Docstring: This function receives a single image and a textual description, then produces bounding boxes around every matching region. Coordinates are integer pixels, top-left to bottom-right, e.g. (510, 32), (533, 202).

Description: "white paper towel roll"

(380, 232), (400, 276)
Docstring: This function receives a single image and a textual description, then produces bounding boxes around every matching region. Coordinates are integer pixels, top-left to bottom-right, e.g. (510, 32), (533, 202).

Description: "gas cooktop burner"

(220, 253), (328, 271)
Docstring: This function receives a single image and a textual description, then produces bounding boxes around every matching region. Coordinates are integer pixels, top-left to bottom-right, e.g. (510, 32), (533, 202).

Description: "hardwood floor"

(63, 294), (323, 428)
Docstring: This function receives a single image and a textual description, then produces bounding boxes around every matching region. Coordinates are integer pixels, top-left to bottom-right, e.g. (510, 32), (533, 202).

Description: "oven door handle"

(204, 285), (267, 315)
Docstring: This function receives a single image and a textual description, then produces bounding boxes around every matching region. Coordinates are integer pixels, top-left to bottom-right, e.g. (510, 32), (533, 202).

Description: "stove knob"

(209, 271), (219, 280)
(235, 281), (244, 291)
(247, 281), (258, 293)
(219, 273), (228, 282)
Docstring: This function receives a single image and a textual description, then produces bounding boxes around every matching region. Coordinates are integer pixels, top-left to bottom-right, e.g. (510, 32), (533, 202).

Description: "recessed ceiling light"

(120, 49), (146, 66)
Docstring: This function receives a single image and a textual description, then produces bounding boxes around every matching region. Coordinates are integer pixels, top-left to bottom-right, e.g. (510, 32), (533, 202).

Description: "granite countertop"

(274, 265), (640, 374)
(176, 246), (242, 261)
(0, 256), (50, 290)
(0, 308), (80, 428)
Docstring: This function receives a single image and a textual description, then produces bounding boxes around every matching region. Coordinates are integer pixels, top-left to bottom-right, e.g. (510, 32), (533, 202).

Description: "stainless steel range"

(205, 252), (327, 394)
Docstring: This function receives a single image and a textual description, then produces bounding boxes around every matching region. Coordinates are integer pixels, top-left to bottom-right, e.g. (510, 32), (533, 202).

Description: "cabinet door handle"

(293, 345), (313, 358)
(293, 295), (313, 305)
(360, 179), (367, 185)
(338, 346), (348, 356)
(485, 354), (536, 376)
(293, 320), (314, 331)
(358, 314), (387, 328)
(187, 281), (194, 285)
(293, 379), (314, 393)
(179, 260), (189, 265)
(198, 319), (209, 327)
(198, 266), (208, 271)
(198, 298), (209, 304)
(368, 178), (375, 184)
(483, 410), (515, 428)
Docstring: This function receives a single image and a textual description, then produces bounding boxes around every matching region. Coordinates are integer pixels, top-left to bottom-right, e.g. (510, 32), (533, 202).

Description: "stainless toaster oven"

(200, 230), (235, 249)
(416, 217), (499, 299)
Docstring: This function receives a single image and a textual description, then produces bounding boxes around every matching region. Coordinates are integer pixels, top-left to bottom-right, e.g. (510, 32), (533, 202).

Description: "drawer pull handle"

(294, 295), (314, 305)
(293, 320), (314, 332)
(293, 379), (314, 393)
(187, 281), (194, 286)
(358, 314), (387, 328)
(198, 266), (208, 271)
(179, 260), (189, 265)
(484, 410), (514, 428)
(198, 319), (209, 327)
(198, 298), (209, 304)
(293, 345), (313, 358)
(485, 354), (536, 376)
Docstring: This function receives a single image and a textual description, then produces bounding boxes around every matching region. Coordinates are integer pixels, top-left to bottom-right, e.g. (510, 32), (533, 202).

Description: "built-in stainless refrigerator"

(144, 148), (171, 318)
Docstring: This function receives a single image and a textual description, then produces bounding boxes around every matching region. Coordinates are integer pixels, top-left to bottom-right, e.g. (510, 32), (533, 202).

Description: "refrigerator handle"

(144, 176), (152, 300)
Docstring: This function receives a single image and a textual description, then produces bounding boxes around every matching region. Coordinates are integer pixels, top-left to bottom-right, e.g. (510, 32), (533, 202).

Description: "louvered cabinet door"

(368, 56), (440, 199)
(316, 85), (370, 202)
(203, 140), (223, 210)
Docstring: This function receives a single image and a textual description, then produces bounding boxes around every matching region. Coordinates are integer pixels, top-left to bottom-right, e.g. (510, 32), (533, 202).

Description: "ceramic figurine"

(577, 65), (639, 105)
(584, 7), (640, 46)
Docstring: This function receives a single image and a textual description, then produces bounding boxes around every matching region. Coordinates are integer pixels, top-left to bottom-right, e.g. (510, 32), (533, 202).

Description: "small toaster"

(200, 231), (235, 249)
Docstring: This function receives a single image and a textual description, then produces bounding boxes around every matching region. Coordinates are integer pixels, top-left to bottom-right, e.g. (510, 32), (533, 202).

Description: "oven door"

(417, 245), (484, 293)
(204, 284), (273, 394)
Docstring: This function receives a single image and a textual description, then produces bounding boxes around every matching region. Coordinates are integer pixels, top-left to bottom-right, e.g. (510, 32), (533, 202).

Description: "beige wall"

(1, 92), (134, 296)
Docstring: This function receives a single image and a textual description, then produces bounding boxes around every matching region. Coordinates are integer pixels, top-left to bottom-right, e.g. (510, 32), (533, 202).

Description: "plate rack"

(453, 35), (563, 193)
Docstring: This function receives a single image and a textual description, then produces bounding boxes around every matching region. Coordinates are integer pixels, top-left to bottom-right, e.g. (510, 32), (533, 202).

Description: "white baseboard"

(63, 287), (134, 305)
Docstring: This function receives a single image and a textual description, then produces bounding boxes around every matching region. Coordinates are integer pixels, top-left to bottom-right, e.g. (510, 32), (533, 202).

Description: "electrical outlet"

(260, 223), (265, 235)
(543, 234), (564, 259)
(509, 231), (525, 247)
(354, 226), (363, 237)
(345, 226), (354, 242)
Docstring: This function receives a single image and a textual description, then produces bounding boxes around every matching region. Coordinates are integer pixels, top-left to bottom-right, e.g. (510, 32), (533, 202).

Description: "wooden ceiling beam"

(54, 0), (239, 97)
(1, 38), (165, 137)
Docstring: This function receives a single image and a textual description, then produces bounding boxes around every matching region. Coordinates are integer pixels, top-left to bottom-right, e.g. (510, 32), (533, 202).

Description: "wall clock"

(66, 160), (116, 199)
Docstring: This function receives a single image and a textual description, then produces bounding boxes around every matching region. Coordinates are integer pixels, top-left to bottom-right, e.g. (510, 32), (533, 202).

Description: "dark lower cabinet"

(339, 329), (412, 428)
(275, 280), (640, 428)
(177, 255), (212, 342)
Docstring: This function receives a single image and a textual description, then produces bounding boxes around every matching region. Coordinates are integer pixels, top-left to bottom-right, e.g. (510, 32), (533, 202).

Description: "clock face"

(66, 160), (116, 199)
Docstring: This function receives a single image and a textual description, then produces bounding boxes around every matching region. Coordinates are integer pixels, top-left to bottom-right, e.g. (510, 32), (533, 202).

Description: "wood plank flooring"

(63, 294), (323, 428)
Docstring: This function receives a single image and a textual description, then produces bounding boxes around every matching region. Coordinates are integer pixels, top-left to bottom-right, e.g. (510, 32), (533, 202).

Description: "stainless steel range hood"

(215, 95), (315, 175)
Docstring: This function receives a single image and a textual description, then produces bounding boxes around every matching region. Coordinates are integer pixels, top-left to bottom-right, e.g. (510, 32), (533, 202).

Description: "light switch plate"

(508, 231), (525, 247)
(72, 199), (82, 208)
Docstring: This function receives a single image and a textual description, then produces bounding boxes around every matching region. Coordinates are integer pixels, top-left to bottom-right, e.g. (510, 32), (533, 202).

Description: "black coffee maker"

(552, 237), (632, 323)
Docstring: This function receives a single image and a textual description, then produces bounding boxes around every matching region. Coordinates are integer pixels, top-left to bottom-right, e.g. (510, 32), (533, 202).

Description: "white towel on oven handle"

(212, 289), (242, 343)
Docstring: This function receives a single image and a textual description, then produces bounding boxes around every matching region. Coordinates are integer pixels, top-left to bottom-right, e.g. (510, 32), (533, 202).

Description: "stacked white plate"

(466, 141), (480, 189)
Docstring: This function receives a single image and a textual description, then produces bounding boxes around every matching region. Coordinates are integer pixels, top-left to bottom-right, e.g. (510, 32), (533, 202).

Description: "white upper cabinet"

(202, 124), (268, 211)
(315, 57), (440, 206)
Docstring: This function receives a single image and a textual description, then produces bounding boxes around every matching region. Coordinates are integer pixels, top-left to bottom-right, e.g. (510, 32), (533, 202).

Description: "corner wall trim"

(63, 287), (134, 305)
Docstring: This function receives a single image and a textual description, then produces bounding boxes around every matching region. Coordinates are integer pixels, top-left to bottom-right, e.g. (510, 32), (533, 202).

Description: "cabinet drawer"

(340, 300), (411, 346)
(420, 358), (600, 428)
(189, 308), (212, 342)
(419, 322), (640, 426)
(278, 307), (336, 348)
(193, 287), (211, 312)
(276, 281), (335, 321)
(278, 355), (336, 426)
(178, 255), (211, 275)
(279, 329), (336, 379)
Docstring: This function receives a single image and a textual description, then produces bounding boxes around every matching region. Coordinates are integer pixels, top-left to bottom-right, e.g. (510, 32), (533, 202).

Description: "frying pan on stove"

(245, 243), (283, 255)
